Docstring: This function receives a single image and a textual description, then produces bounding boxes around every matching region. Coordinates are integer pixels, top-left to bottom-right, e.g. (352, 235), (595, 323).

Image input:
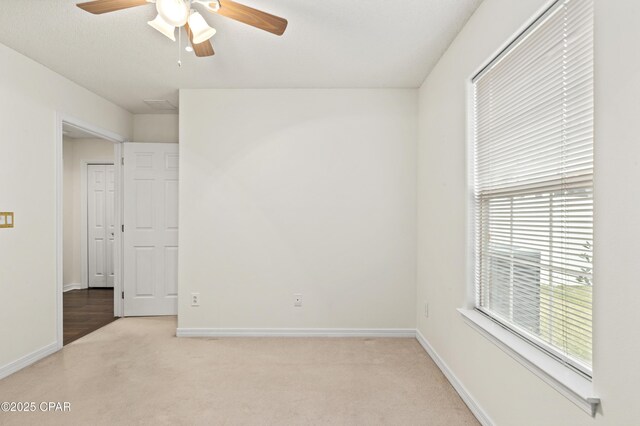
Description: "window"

(472, 0), (594, 376)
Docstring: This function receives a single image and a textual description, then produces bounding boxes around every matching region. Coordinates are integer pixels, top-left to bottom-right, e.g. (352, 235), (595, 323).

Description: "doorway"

(57, 117), (125, 348)
(56, 117), (179, 348)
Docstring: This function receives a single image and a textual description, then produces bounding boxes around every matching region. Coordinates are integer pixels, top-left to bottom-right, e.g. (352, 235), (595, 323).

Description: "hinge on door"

(122, 291), (124, 299)
(121, 157), (124, 165)
(122, 224), (124, 232)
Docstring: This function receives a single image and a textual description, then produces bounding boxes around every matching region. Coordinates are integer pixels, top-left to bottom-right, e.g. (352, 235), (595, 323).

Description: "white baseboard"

(63, 283), (82, 292)
(0, 342), (58, 381)
(176, 328), (416, 338)
(416, 330), (493, 426)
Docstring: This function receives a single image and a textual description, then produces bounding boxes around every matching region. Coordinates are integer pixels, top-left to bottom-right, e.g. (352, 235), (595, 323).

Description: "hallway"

(63, 288), (117, 345)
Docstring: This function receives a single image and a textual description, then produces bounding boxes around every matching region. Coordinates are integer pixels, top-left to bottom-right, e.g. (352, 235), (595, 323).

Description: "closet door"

(105, 165), (116, 287)
(88, 164), (115, 288)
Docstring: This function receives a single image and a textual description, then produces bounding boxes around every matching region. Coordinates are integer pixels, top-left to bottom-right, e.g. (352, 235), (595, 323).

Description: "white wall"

(178, 89), (417, 331)
(416, 0), (640, 424)
(0, 42), (131, 371)
(63, 137), (77, 287)
(133, 114), (179, 143)
(62, 138), (115, 288)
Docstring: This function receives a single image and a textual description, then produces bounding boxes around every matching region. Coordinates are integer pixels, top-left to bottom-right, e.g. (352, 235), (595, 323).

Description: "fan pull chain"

(177, 28), (182, 68)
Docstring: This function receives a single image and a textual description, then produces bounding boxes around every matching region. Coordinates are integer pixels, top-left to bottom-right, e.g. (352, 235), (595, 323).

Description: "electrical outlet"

(191, 293), (200, 307)
(424, 302), (429, 318)
(293, 293), (302, 307)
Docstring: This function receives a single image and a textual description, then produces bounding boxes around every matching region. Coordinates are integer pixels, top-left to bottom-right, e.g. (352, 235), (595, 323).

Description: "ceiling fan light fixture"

(148, 14), (176, 41)
(188, 11), (217, 44)
(156, 0), (189, 27)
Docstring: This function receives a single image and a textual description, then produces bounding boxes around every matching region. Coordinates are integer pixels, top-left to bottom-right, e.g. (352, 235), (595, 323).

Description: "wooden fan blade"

(216, 0), (288, 36)
(77, 0), (149, 14)
(185, 23), (215, 57)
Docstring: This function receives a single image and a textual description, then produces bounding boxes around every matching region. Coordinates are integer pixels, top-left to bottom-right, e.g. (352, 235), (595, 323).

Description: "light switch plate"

(0, 212), (13, 228)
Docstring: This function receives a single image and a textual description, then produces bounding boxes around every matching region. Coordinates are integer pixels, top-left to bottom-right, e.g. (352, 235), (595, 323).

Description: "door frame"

(82, 161), (115, 290)
(56, 113), (127, 350)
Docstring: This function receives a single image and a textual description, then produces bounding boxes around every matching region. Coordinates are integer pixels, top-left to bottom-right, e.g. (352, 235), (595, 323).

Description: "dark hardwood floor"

(63, 288), (118, 345)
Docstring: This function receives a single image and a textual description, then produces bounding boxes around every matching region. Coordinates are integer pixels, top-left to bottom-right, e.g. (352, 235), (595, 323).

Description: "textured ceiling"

(0, 0), (481, 113)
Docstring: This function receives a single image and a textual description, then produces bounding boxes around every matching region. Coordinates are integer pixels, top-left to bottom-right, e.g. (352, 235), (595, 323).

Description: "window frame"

(461, 0), (599, 416)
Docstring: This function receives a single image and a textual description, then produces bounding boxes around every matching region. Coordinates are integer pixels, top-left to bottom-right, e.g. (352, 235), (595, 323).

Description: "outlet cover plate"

(191, 293), (200, 307)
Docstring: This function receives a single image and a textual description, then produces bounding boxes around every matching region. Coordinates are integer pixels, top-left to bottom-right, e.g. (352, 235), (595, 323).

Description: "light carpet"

(0, 317), (478, 425)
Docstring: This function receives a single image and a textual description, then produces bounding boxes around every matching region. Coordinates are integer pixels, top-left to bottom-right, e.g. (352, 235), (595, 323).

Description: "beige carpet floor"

(0, 317), (478, 426)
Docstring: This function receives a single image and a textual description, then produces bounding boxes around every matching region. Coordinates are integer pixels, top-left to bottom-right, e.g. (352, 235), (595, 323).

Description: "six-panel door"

(123, 143), (179, 316)
(88, 164), (115, 288)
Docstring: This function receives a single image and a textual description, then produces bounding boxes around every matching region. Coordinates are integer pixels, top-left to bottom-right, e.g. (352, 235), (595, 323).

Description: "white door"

(88, 164), (115, 288)
(123, 143), (179, 316)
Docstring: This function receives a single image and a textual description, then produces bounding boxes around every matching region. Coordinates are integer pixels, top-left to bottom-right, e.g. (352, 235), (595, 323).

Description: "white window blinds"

(472, 0), (594, 375)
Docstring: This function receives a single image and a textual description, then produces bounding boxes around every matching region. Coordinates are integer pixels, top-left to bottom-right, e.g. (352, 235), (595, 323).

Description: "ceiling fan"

(76, 0), (288, 57)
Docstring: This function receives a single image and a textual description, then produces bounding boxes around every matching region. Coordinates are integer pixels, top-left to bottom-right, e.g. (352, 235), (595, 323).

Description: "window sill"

(458, 308), (600, 417)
